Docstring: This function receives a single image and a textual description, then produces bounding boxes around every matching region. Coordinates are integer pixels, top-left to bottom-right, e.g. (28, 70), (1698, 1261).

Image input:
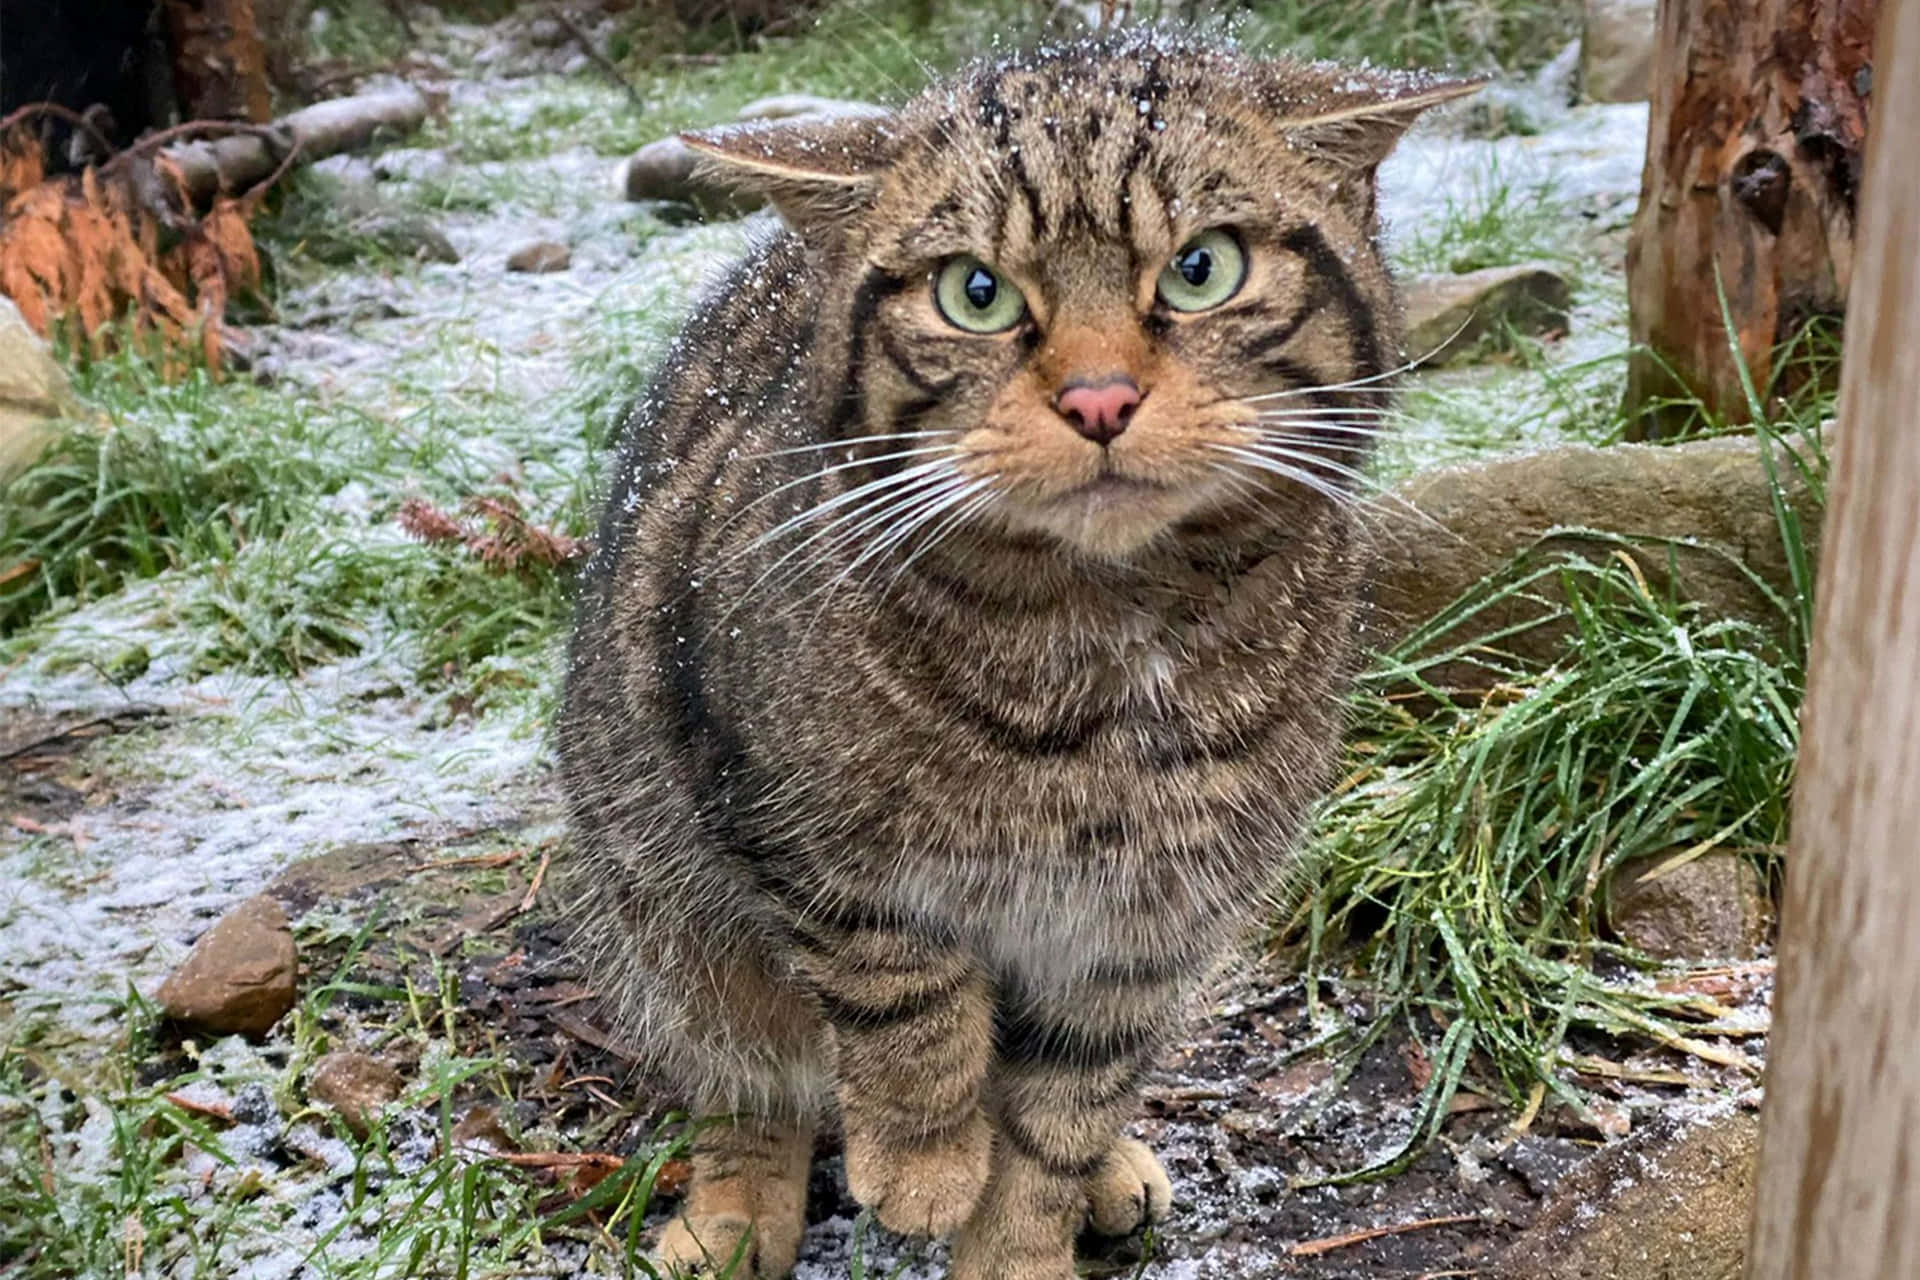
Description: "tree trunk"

(1624, 0), (1877, 437)
(1744, 2), (1920, 1275)
(162, 0), (273, 124)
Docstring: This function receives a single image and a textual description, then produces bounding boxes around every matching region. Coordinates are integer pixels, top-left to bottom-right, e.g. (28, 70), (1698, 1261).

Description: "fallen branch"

(549, 1009), (644, 1065)
(1287, 1213), (1481, 1258)
(550, 5), (644, 109)
(160, 86), (428, 206)
(165, 1091), (236, 1123)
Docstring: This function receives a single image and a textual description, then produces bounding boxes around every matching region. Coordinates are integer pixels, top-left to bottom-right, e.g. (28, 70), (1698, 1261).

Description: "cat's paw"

(1084, 1137), (1174, 1236)
(843, 1113), (992, 1237)
(655, 1212), (752, 1277)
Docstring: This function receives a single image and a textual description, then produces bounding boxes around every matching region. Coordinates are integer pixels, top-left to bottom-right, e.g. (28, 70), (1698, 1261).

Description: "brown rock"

(1497, 1107), (1758, 1279)
(617, 136), (763, 217)
(1582, 0), (1657, 104)
(1403, 263), (1572, 365)
(309, 1051), (405, 1137)
(0, 295), (80, 484)
(1608, 852), (1771, 960)
(506, 240), (571, 273)
(157, 895), (297, 1036)
(1370, 434), (1823, 672)
(452, 1104), (517, 1152)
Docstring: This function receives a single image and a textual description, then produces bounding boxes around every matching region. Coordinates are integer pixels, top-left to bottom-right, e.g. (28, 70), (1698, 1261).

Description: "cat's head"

(685, 32), (1477, 560)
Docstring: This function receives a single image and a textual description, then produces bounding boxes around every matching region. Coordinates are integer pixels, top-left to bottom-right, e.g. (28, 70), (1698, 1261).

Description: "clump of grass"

(1397, 161), (1577, 277)
(0, 351), (353, 637)
(1236, 0), (1583, 73)
(1291, 398), (1826, 1177)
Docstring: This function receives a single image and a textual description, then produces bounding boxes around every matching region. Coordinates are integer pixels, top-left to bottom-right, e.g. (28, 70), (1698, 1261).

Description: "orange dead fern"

(397, 495), (587, 576)
(0, 107), (287, 374)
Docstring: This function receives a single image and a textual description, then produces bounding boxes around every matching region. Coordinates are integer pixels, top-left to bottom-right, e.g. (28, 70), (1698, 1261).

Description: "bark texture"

(162, 0), (273, 123)
(1625, 0), (1877, 436)
(1745, 1), (1920, 1274)
(162, 86), (430, 204)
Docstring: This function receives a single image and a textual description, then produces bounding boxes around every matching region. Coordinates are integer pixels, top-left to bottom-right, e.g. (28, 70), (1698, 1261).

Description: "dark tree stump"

(1624, 0), (1878, 436)
(161, 0), (272, 123)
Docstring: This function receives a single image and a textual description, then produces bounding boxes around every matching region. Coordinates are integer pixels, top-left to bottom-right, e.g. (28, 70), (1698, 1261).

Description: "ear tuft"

(680, 112), (898, 233)
(1262, 65), (1487, 170)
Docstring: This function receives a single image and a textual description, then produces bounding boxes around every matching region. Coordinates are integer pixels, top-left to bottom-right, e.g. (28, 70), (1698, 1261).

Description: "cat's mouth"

(1052, 458), (1170, 504)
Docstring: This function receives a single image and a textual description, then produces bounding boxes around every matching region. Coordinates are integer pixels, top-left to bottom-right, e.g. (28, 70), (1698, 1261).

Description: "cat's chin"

(995, 478), (1204, 561)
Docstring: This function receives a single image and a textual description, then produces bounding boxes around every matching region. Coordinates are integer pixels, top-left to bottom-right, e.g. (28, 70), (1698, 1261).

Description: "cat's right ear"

(680, 113), (899, 236)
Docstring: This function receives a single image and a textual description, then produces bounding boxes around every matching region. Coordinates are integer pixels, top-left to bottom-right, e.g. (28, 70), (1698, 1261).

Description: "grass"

(1285, 382), (1828, 1178)
(1397, 162), (1579, 278)
(0, 352), (355, 638)
(1236, 0), (1583, 73)
(0, 927), (699, 1280)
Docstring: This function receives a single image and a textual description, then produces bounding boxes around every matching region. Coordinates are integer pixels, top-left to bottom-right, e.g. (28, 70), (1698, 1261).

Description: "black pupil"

(1177, 246), (1214, 287)
(963, 267), (997, 310)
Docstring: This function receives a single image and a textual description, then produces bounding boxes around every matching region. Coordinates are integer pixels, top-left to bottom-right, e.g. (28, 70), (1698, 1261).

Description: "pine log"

(1744, 1), (1920, 1274)
(161, 86), (429, 205)
(1624, 0), (1878, 437)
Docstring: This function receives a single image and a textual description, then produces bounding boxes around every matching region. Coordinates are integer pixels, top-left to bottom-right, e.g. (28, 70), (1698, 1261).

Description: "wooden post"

(1746, 2), (1920, 1276)
(1624, 0), (1877, 437)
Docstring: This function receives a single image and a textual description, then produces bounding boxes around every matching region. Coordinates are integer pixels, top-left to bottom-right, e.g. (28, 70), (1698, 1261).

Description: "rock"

(452, 1104), (517, 1152)
(1607, 852), (1771, 960)
(1496, 1107), (1758, 1279)
(1403, 263), (1572, 365)
(308, 1051), (405, 1137)
(505, 240), (571, 273)
(0, 295), (80, 484)
(616, 136), (763, 217)
(617, 98), (885, 218)
(1582, 0), (1657, 104)
(1371, 434), (1824, 671)
(156, 895), (298, 1037)
(735, 93), (890, 122)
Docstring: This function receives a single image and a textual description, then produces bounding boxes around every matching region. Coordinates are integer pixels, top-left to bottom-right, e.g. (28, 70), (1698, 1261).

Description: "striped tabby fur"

(557, 29), (1474, 1280)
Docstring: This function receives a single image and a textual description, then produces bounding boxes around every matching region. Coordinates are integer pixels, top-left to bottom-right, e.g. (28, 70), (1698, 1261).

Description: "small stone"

(452, 1104), (517, 1152)
(506, 240), (571, 274)
(309, 1051), (405, 1137)
(156, 895), (297, 1037)
(1403, 262), (1572, 366)
(1581, 0), (1657, 104)
(1608, 851), (1771, 961)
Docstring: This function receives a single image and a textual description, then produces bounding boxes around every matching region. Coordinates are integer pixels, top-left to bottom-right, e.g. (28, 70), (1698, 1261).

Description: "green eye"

(1157, 229), (1247, 312)
(933, 256), (1027, 333)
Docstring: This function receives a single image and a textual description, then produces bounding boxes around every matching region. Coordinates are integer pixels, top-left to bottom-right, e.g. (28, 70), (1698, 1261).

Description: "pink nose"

(1056, 375), (1142, 446)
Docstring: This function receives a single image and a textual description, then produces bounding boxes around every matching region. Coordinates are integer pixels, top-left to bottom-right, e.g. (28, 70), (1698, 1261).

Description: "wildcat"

(557, 29), (1473, 1280)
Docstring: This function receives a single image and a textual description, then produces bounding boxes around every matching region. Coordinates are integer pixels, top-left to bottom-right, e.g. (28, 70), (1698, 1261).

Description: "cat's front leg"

(795, 920), (995, 1236)
(950, 984), (1175, 1280)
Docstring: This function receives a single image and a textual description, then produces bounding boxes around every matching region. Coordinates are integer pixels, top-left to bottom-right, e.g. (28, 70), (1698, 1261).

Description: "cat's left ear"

(680, 112), (899, 235)
(1269, 70), (1486, 172)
